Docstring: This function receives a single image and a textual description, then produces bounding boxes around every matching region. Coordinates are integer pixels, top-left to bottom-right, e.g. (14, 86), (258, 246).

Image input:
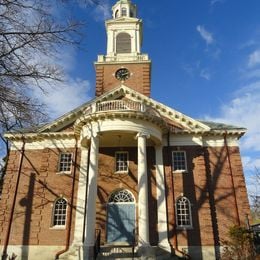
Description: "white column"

(84, 134), (99, 256)
(72, 147), (89, 246)
(137, 132), (150, 247)
(155, 145), (171, 252)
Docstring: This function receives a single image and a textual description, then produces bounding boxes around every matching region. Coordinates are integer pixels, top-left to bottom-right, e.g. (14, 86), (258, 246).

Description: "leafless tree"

(250, 167), (260, 222)
(0, 0), (103, 178)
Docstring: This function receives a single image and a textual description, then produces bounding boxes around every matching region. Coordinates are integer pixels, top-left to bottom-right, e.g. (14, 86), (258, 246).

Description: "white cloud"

(248, 50), (260, 67)
(32, 78), (91, 119)
(205, 81), (260, 152)
(200, 69), (211, 80)
(196, 25), (214, 45)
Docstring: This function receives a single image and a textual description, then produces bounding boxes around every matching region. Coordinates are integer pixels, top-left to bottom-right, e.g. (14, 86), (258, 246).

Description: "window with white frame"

(172, 151), (187, 172)
(115, 151), (128, 173)
(58, 153), (72, 173)
(53, 198), (67, 227)
(176, 196), (192, 228)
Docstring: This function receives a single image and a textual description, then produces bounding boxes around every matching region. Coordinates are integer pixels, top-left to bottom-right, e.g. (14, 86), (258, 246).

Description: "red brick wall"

(0, 143), (250, 251)
(163, 145), (250, 250)
(96, 146), (158, 245)
(0, 147), (81, 247)
(95, 62), (151, 97)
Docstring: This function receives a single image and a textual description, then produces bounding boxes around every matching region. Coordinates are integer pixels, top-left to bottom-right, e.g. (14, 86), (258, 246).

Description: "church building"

(0, 0), (251, 259)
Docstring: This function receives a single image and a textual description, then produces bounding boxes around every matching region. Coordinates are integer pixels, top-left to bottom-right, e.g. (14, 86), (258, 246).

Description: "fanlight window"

(176, 196), (192, 228)
(108, 189), (134, 203)
(116, 33), (131, 53)
(53, 198), (67, 226)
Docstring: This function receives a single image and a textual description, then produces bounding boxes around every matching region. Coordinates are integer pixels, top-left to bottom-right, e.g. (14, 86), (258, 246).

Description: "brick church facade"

(0, 0), (251, 259)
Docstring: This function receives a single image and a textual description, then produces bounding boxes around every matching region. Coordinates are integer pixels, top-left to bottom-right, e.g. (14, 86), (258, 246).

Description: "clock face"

(115, 68), (130, 81)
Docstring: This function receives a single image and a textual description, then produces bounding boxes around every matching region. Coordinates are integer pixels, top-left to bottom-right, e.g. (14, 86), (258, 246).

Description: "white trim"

(72, 147), (89, 246)
(80, 118), (162, 145)
(57, 152), (73, 174)
(115, 151), (129, 173)
(163, 134), (240, 147)
(51, 197), (68, 228)
(10, 138), (77, 150)
(172, 151), (188, 173)
(155, 145), (171, 252)
(108, 189), (136, 203)
(175, 196), (193, 229)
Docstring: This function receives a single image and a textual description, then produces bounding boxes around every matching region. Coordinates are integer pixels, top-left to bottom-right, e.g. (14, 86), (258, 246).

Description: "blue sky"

(2, 0), (260, 193)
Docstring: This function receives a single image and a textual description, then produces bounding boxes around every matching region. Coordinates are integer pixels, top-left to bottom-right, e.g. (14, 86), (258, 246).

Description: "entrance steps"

(96, 245), (180, 259)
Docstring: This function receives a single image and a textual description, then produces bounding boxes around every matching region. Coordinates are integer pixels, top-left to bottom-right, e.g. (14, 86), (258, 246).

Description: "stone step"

(96, 246), (179, 260)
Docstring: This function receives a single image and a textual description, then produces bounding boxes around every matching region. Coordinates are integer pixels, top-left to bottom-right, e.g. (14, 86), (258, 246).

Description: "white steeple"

(97, 0), (149, 63)
(112, 0), (137, 19)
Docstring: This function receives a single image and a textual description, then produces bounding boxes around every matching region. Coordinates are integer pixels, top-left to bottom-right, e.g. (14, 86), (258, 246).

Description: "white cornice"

(4, 85), (246, 141)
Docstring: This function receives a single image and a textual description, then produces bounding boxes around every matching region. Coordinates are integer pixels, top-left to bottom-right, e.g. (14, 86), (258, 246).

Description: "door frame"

(106, 189), (136, 245)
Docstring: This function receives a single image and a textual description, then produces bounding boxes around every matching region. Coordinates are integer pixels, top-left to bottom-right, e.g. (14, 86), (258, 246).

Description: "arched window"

(116, 33), (131, 53)
(108, 189), (135, 203)
(53, 198), (67, 226)
(176, 196), (192, 228)
(115, 10), (119, 18)
(121, 7), (127, 17)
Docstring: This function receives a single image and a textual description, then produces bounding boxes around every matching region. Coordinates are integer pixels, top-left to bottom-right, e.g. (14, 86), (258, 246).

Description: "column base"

(158, 241), (172, 253)
(83, 245), (95, 260)
(137, 245), (155, 258)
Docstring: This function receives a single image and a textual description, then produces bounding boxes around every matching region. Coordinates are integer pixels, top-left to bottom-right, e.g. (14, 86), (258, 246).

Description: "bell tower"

(95, 0), (151, 97)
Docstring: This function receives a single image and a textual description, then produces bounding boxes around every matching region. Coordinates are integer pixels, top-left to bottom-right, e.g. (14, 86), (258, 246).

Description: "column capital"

(84, 132), (100, 141)
(135, 132), (150, 139)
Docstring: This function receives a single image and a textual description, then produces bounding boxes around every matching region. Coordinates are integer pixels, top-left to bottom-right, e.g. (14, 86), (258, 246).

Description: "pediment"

(5, 85), (246, 139)
(34, 85), (210, 134)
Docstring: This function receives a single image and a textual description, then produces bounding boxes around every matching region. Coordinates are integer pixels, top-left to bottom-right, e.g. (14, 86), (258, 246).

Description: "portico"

(71, 101), (171, 257)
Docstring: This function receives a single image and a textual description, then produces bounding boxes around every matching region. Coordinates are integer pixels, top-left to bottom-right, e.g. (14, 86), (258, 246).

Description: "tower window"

(172, 151), (187, 172)
(58, 152), (73, 173)
(116, 33), (131, 53)
(115, 151), (128, 173)
(52, 198), (67, 227)
(121, 7), (127, 17)
(176, 196), (192, 228)
(115, 10), (119, 18)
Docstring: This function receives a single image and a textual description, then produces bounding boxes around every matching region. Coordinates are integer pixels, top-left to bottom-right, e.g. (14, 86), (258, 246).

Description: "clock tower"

(95, 0), (151, 97)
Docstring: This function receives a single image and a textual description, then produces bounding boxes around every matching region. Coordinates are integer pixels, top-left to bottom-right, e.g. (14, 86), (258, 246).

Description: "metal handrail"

(94, 229), (101, 260)
(132, 228), (136, 260)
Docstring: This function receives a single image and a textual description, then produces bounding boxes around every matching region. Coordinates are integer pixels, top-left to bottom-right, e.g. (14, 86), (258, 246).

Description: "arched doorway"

(107, 189), (135, 244)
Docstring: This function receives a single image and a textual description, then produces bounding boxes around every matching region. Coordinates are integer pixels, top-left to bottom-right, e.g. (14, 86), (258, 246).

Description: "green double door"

(107, 203), (135, 244)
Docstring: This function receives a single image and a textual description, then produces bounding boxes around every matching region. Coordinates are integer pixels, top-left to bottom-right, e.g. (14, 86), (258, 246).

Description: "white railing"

(96, 100), (145, 113)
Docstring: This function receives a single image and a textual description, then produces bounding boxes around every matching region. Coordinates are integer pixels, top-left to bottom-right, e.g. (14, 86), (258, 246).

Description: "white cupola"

(96, 0), (149, 63)
(112, 0), (137, 19)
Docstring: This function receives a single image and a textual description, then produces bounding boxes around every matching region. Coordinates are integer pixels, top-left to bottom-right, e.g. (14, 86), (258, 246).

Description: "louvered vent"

(116, 33), (131, 53)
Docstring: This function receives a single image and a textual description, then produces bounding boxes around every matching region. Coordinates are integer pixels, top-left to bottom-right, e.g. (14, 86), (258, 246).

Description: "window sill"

(50, 226), (66, 230)
(56, 171), (72, 175)
(176, 226), (193, 230)
(172, 170), (188, 174)
(114, 171), (129, 174)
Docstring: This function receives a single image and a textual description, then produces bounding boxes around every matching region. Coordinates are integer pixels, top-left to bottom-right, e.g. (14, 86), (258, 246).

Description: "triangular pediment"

(5, 85), (246, 139)
(33, 85), (210, 134)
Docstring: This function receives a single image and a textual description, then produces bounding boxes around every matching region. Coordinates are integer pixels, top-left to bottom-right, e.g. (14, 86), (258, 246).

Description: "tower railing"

(96, 100), (145, 113)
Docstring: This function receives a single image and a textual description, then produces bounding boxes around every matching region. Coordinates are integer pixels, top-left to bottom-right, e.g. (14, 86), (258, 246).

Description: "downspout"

(55, 138), (79, 259)
(224, 131), (240, 226)
(167, 131), (190, 259)
(2, 138), (25, 260)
